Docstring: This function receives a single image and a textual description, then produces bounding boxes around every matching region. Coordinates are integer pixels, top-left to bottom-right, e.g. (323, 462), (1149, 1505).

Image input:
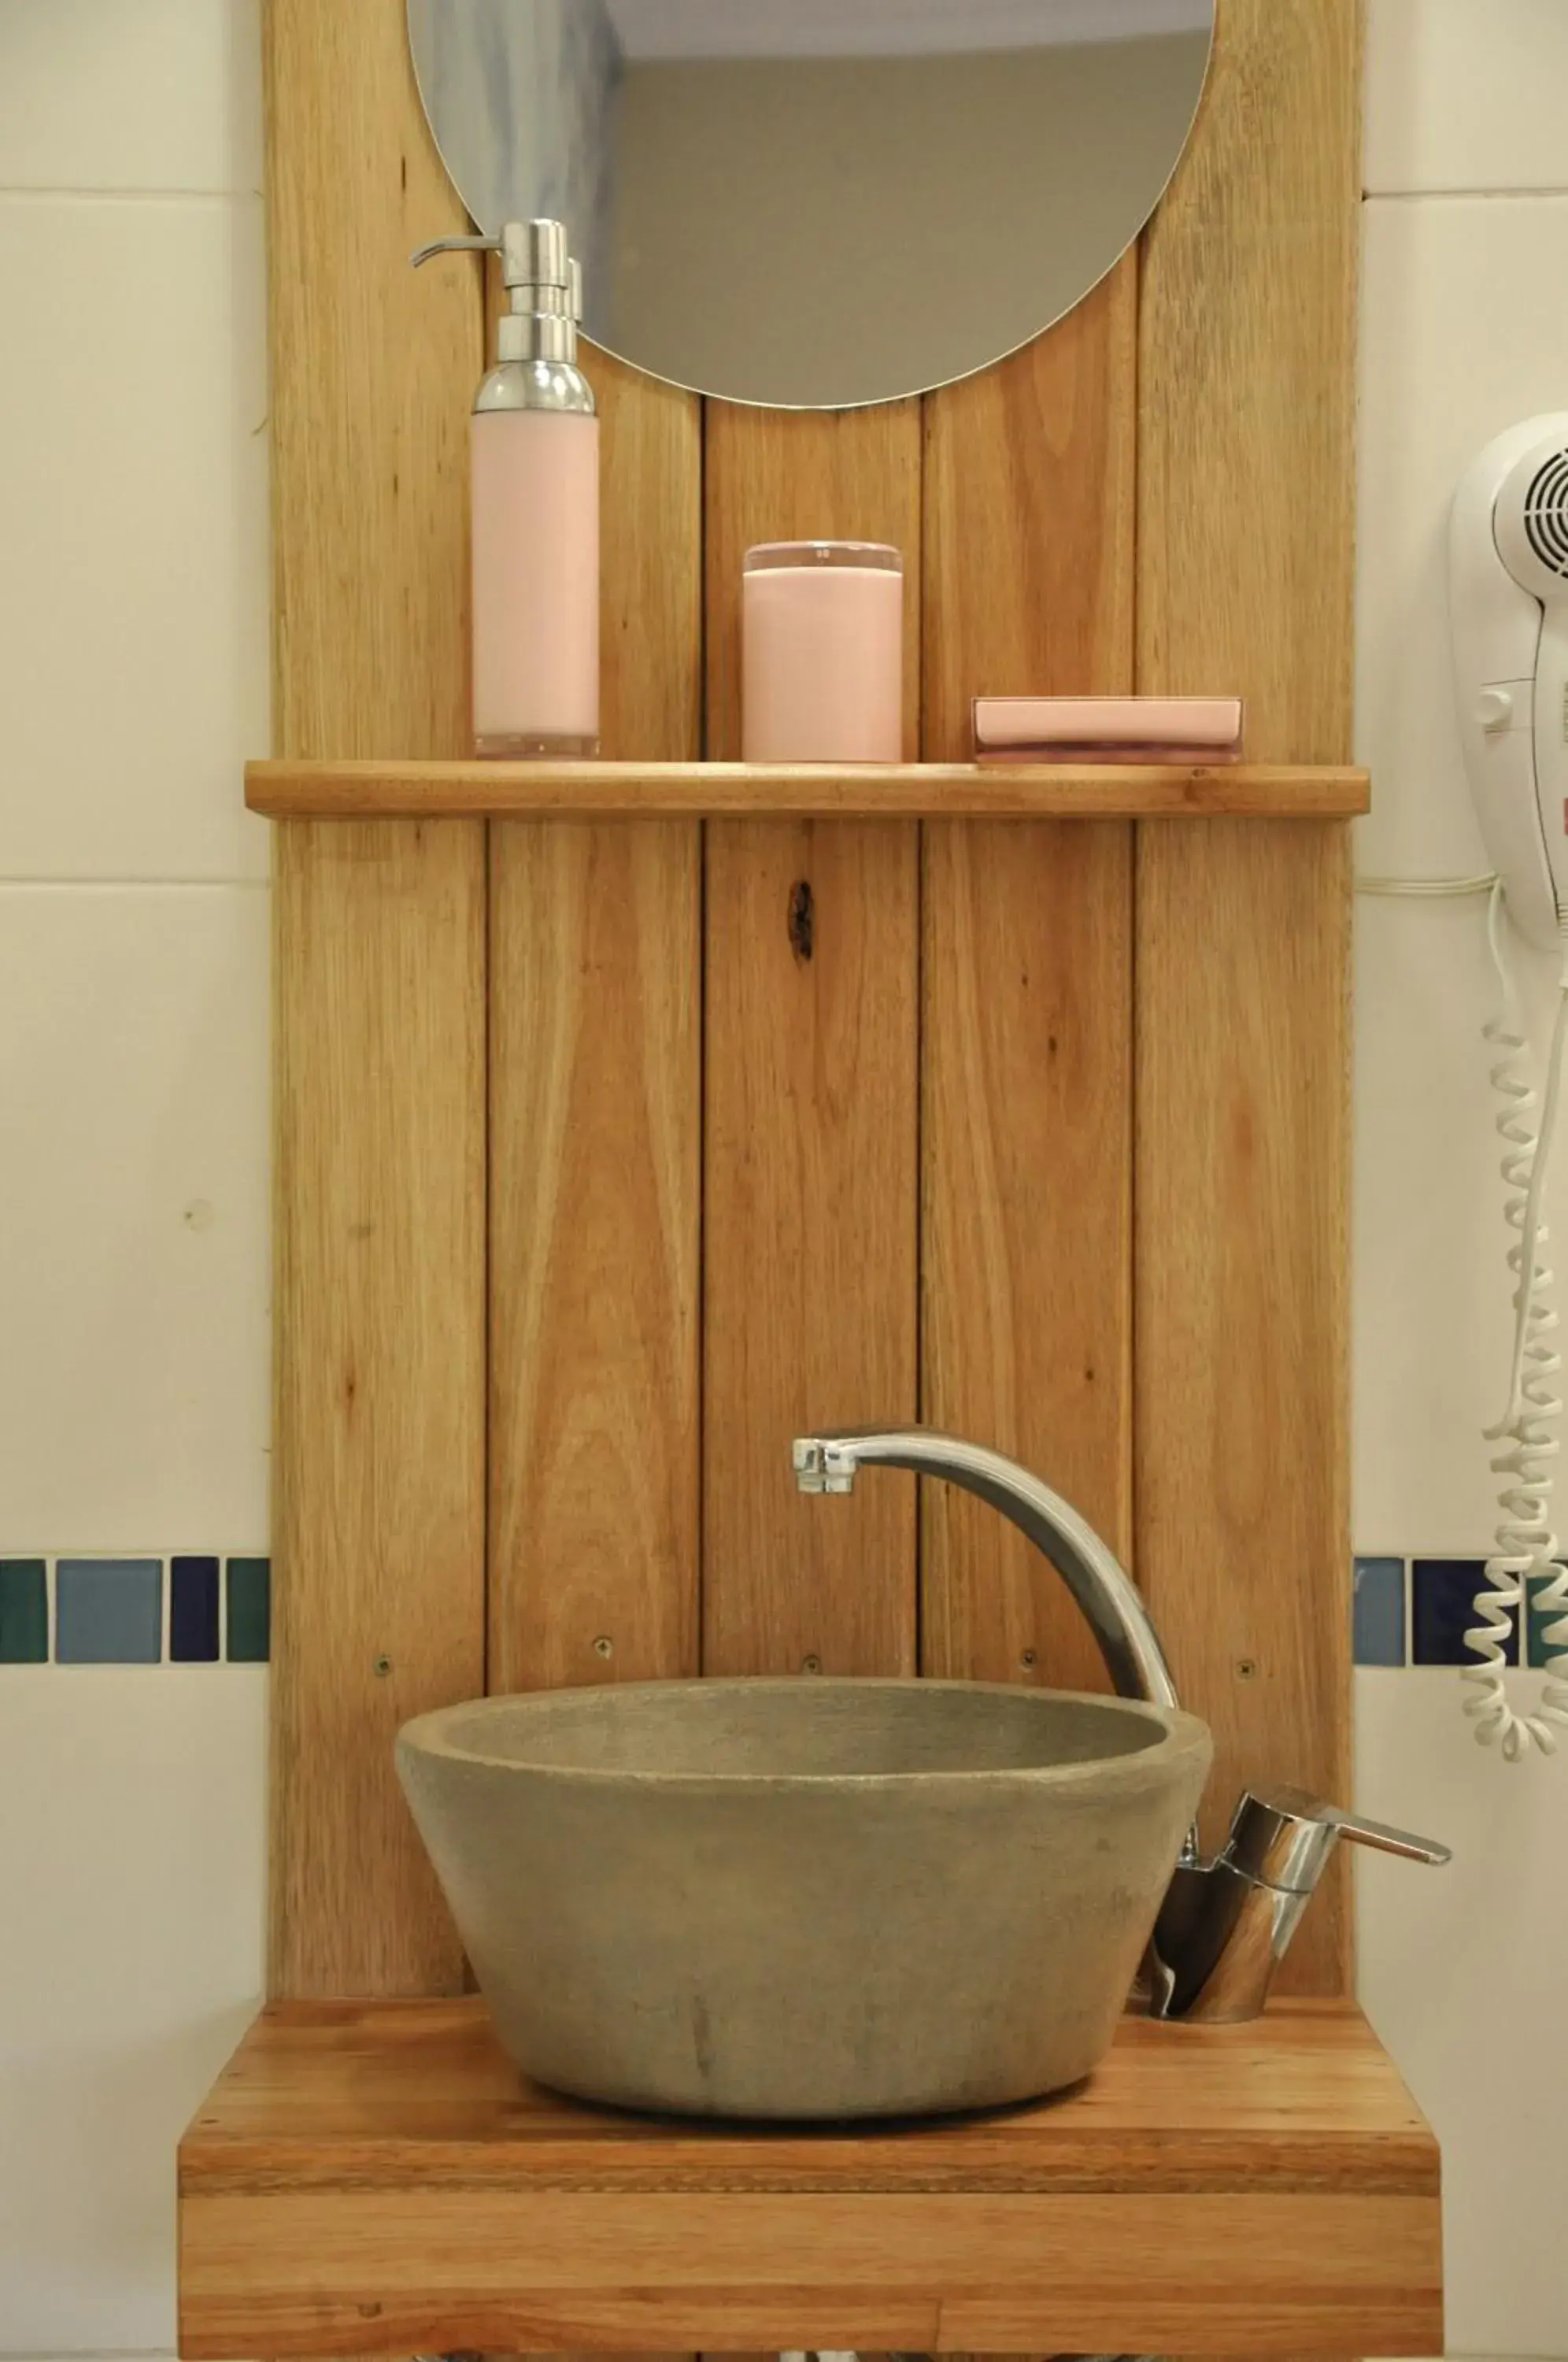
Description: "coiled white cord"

(1468, 883), (1568, 1757)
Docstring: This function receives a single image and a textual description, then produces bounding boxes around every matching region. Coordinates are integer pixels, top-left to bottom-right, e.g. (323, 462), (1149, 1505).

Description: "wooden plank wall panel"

(266, 0), (1360, 2057)
(1135, 0), (1359, 1996)
(264, 0), (486, 1997)
(920, 259), (1137, 1698)
(489, 345), (702, 1697)
(702, 406), (922, 1678)
(272, 826), (485, 1997)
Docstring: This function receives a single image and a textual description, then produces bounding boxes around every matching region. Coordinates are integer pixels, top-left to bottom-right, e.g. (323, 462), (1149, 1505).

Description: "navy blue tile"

(1411, 1557), (1517, 1666)
(170, 1555), (220, 1662)
(1353, 1557), (1406, 1666)
(226, 1558), (270, 1663)
(56, 1559), (162, 1664)
(1527, 1568), (1568, 1669)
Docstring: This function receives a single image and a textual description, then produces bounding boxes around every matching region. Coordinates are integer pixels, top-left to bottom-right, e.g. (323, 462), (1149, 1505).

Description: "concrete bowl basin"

(397, 1676), (1211, 2120)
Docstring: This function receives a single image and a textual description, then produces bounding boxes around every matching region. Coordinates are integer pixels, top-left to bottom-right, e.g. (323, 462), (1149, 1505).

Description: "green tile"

(1526, 1569), (1568, 1668)
(0, 1560), (47, 1662)
(226, 1557), (271, 1662)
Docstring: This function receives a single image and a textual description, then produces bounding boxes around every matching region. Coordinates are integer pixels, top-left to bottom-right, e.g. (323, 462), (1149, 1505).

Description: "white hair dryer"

(1451, 413), (1568, 950)
(1444, 416), (1568, 1757)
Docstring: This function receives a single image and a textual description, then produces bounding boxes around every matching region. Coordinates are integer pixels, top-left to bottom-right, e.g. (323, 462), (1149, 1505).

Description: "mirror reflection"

(409, 0), (1215, 409)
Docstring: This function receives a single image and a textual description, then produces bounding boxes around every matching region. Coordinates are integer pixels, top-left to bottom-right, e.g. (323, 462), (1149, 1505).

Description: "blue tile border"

(1347, 1555), (1568, 1669)
(0, 1554), (269, 1664)
(7, 1547), (1568, 1676)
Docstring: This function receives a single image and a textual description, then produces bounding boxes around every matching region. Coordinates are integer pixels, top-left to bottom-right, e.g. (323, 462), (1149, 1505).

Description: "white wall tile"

(1357, 1670), (1568, 2356)
(0, 1665), (265, 2353)
(0, 886), (269, 1551)
(1353, 896), (1528, 1551)
(0, 0), (262, 195)
(1366, 0), (1568, 196)
(0, 194), (270, 883)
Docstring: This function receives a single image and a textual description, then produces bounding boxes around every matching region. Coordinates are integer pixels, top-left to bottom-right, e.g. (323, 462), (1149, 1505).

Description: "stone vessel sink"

(397, 1676), (1211, 2120)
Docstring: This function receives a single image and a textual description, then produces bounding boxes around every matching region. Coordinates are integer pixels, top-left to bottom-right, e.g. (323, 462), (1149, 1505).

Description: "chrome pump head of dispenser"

(410, 217), (594, 413)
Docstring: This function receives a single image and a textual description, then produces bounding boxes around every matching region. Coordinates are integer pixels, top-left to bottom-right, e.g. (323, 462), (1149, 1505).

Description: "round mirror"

(409, 0), (1215, 410)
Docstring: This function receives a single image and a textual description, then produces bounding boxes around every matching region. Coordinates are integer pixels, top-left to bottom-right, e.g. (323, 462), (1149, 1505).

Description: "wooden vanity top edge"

(178, 1994), (1438, 2198)
(243, 757), (1371, 820)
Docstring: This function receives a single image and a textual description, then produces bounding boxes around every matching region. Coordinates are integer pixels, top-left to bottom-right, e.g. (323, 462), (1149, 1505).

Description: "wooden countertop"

(178, 1994), (1440, 2358)
(243, 757), (1370, 820)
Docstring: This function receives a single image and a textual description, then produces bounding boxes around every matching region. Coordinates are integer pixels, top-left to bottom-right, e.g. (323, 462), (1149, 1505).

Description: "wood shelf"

(178, 1995), (1440, 2358)
(245, 757), (1370, 820)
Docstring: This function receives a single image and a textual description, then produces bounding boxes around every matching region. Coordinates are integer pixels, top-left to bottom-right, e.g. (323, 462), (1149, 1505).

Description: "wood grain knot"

(788, 878), (815, 962)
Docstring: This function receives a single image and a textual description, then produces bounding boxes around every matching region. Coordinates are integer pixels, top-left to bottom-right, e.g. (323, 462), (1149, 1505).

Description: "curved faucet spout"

(791, 1427), (1179, 1710)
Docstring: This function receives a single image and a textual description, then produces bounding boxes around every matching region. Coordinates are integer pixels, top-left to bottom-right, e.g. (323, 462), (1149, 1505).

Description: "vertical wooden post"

(920, 258), (1137, 1697)
(1135, 0), (1361, 1996)
(265, 0), (486, 1995)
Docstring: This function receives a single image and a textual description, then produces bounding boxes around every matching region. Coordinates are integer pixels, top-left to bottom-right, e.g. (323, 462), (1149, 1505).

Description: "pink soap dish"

(972, 695), (1244, 765)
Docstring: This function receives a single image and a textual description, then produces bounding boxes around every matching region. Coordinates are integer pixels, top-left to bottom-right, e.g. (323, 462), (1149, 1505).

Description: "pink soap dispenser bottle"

(413, 219), (599, 757)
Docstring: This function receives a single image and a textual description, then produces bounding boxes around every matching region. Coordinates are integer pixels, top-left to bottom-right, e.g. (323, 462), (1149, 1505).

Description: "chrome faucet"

(793, 1429), (1180, 1708)
(792, 1427), (1449, 2020)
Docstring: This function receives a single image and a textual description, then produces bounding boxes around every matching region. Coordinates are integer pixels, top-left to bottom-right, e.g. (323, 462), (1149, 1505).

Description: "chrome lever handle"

(1304, 1799), (1451, 1865)
(1227, 1782), (1451, 1892)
